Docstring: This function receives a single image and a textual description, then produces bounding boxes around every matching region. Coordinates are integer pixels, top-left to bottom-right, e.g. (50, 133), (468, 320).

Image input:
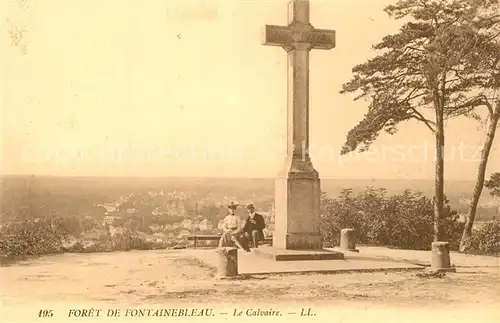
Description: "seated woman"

(218, 201), (250, 252)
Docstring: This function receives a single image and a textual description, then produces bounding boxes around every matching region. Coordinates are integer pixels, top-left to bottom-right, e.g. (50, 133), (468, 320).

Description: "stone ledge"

(341, 248), (360, 253)
(426, 267), (457, 273)
(242, 267), (425, 276)
(253, 246), (344, 261)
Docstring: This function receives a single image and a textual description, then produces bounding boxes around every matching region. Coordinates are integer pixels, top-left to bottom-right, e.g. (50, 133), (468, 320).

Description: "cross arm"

(262, 24), (336, 50)
(306, 29), (335, 50)
(262, 25), (293, 47)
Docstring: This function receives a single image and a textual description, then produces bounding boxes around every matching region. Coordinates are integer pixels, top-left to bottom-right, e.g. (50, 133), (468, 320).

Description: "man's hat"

(245, 203), (255, 209)
(227, 201), (239, 209)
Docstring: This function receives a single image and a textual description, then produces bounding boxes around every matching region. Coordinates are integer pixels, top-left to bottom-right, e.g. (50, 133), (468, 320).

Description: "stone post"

(429, 242), (456, 273)
(215, 247), (238, 278)
(340, 228), (359, 252)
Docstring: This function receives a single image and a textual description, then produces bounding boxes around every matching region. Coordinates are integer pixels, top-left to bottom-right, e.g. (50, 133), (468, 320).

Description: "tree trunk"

(459, 107), (500, 252)
(433, 69), (447, 243)
(434, 109), (445, 242)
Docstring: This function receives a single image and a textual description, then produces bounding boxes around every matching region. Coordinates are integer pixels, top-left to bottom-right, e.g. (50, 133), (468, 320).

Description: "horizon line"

(0, 173), (477, 181)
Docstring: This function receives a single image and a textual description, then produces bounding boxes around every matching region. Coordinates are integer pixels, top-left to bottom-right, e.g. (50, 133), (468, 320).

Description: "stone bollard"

(340, 228), (359, 252)
(429, 242), (456, 273)
(215, 247), (238, 278)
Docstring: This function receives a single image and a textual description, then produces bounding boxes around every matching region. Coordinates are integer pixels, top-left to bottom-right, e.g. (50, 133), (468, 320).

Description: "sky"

(1, 0), (499, 179)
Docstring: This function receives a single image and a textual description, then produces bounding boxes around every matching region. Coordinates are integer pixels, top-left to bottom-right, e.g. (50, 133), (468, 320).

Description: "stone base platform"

(253, 246), (344, 261)
(190, 248), (425, 276)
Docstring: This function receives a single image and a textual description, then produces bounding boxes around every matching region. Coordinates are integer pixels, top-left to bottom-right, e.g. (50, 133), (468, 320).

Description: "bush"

(321, 187), (463, 250)
(0, 219), (63, 257)
(62, 240), (85, 253)
(109, 231), (157, 251)
(52, 216), (83, 237)
(82, 217), (99, 232)
(462, 220), (500, 255)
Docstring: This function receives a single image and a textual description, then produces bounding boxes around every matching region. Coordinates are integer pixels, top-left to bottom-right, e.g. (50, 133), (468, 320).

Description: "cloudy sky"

(2, 0), (498, 179)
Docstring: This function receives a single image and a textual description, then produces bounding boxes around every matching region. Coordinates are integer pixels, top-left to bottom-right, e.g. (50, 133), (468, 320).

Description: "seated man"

(218, 201), (250, 252)
(243, 203), (266, 248)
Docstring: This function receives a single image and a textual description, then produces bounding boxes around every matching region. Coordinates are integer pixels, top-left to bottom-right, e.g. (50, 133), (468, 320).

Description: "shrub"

(52, 216), (83, 237)
(462, 220), (500, 255)
(0, 219), (63, 257)
(82, 217), (99, 232)
(321, 187), (463, 250)
(109, 231), (156, 251)
(80, 241), (106, 253)
(63, 240), (85, 253)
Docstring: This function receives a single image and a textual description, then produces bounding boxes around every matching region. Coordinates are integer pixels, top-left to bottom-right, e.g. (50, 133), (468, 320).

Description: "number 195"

(38, 310), (53, 318)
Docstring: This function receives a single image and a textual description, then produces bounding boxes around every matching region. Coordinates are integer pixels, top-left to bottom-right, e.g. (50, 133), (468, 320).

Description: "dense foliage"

(321, 188), (464, 250)
(460, 220), (500, 255)
(0, 219), (177, 259)
(340, 0), (500, 153)
(485, 172), (500, 197)
(0, 218), (64, 257)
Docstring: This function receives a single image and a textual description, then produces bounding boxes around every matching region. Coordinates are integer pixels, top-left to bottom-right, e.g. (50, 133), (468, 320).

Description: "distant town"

(96, 189), (275, 246)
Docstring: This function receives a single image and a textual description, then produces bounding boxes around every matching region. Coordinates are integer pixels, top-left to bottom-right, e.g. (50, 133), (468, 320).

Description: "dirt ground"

(1, 249), (498, 323)
(2, 249), (498, 309)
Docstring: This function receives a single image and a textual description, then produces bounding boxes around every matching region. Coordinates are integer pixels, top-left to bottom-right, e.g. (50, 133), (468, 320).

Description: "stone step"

(253, 246), (344, 261)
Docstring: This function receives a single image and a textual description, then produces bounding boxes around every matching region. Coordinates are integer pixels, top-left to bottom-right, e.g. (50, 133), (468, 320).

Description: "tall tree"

(340, 0), (499, 242)
(459, 101), (499, 251)
(455, 15), (499, 250)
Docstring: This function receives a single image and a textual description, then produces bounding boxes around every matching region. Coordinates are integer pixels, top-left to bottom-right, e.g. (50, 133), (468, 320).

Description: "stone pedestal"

(215, 247), (238, 278)
(273, 169), (322, 250)
(340, 228), (359, 252)
(429, 242), (456, 273)
(252, 163), (346, 261)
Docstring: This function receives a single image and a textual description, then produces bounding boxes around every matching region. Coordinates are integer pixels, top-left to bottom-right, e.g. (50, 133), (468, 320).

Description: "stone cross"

(262, 0), (335, 250)
(263, 0), (335, 172)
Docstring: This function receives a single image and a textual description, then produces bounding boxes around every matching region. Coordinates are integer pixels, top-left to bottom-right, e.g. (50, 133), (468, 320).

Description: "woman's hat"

(227, 201), (239, 209)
